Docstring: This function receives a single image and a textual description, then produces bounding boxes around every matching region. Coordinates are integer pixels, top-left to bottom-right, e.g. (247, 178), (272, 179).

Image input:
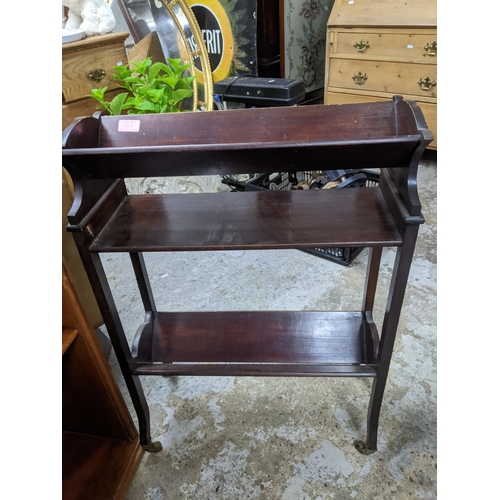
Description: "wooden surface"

(328, 59), (437, 99)
(325, 0), (437, 148)
(332, 29), (437, 62)
(62, 432), (143, 500)
(90, 188), (402, 252)
(62, 328), (78, 355)
(147, 311), (373, 364)
(327, 0), (436, 27)
(62, 168), (103, 329)
(62, 259), (143, 498)
(62, 32), (129, 104)
(97, 102), (400, 147)
(134, 363), (377, 377)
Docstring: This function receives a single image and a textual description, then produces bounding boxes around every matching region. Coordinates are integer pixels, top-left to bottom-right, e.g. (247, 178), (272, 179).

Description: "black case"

(214, 76), (306, 107)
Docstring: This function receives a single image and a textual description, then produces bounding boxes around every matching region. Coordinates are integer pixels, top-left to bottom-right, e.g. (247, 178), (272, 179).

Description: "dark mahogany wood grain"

(63, 140), (419, 179)
(145, 311), (373, 365)
(134, 363), (377, 377)
(62, 99), (423, 179)
(379, 97), (433, 217)
(96, 102), (399, 148)
(90, 187), (402, 252)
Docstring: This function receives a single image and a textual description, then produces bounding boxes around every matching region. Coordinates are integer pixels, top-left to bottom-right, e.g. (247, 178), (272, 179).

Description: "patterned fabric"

(284, 0), (335, 92)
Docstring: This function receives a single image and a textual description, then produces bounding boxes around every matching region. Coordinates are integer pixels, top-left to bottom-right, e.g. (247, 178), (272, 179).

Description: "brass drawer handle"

(353, 40), (370, 53)
(87, 69), (106, 82)
(418, 77), (436, 91)
(352, 72), (368, 85)
(424, 41), (437, 56)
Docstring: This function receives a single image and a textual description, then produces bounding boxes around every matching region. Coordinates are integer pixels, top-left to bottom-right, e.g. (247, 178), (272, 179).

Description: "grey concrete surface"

(101, 161), (437, 499)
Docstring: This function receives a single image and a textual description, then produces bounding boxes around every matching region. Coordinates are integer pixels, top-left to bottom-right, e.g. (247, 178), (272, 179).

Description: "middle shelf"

(90, 187), (402, 253)
(132, 311), (379, 377)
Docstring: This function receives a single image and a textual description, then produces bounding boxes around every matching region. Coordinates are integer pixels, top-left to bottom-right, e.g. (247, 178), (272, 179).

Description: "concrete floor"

(101, 160), (437, 500)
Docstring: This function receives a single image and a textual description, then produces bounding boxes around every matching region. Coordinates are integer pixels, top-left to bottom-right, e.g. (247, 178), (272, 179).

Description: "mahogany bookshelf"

(62, 97), (432, 454)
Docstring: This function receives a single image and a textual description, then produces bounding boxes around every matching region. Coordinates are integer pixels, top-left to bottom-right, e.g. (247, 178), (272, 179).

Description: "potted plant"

(87, 56), (196, 115)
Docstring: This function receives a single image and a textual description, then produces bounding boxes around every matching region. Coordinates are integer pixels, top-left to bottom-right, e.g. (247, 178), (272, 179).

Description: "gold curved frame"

(154, 0), (213, 111)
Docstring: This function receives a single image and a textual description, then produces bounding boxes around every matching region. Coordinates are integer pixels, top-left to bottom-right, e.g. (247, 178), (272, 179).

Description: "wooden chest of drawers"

(62, 32), (129, 129)
(324, 0), (437, 149)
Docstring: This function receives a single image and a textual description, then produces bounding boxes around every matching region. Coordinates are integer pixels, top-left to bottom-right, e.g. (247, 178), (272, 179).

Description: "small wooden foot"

(354, 440), (376, 455)
(143, 441), (163, 453)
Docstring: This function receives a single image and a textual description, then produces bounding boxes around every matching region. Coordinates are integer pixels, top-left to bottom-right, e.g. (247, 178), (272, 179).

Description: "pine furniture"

(62, 97), (432, 454)
(62, 32), (129, 130)
(324, 0), (437, 149)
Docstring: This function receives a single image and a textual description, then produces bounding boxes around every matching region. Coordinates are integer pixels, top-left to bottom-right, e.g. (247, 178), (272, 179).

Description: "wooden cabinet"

(324, 0), (437, 149)
(62, 98), (432, 455)
(63, 258), (143, 499)
(62, 32), (129, 130)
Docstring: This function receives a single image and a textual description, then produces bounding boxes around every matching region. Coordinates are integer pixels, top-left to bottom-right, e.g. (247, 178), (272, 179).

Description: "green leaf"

(109, 92), (128, 115)
(170, 89), (194, 106)
(122, 76), (144, 85)
(157, 75), (179, 89)
(147, 88), (165, 103)
(86, 87), (108, 101)
(147, 62), (165, 84)
(131, 57), (152, 75)
(136, 101), (156, 112)
(168, 57), (193, 76)
(177, 75), (196, 90)
(113, 65), (132, 80)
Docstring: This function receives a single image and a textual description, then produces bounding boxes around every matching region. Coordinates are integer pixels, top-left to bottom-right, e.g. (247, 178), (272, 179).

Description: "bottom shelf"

(62, 431), (144, 500)
(133, 311), (379, 377)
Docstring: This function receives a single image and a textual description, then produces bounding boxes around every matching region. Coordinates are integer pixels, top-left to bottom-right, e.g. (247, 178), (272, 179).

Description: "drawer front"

(334, 31), (437, 62)
(328, 59), (437, 98)
(62, 44), (127, 104)
(325, 92), (386, 106)
(325, 91), (436, 148)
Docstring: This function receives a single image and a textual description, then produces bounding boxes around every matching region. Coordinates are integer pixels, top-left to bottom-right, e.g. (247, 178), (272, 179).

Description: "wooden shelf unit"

(62, 97), (432, 454)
